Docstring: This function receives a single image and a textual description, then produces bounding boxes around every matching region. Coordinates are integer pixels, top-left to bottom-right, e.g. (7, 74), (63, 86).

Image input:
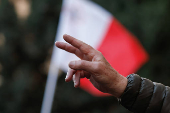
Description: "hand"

(55, 34), (127, 98)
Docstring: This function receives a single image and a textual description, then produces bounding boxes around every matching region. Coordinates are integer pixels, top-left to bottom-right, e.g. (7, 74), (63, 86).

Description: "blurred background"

(0, 0), (170, 113)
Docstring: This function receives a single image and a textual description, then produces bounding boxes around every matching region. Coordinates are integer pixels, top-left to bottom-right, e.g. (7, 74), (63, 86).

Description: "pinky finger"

(73, 71), (81, 88)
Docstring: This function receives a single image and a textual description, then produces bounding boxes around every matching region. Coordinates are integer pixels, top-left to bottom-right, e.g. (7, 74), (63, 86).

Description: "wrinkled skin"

(55, 34), (127, 98)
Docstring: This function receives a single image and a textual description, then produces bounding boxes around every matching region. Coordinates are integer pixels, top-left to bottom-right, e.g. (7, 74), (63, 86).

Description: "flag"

(41, 0), (148, 112)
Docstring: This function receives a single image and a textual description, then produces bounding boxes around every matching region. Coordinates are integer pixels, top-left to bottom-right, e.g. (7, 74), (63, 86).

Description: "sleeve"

(119, 74), (170, 113)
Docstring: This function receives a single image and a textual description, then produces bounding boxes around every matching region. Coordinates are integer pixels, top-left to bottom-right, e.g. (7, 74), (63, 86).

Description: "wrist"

(110, 74), (128, 98)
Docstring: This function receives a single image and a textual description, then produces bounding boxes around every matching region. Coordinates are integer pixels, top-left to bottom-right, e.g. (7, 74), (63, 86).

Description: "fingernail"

(74, 81), (77, 88)
(65, 72), (68, 80)
(55, 41), (59, 47)
(69, 61), (75, 67)
(74, 79), (76, 84)
(63, 34), (68, 37)
(64, 34), (68, 36)
(73, 74), (76, 87)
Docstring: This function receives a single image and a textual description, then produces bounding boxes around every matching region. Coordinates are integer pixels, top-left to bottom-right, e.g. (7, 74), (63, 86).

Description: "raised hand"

(55, 34), (127, 98)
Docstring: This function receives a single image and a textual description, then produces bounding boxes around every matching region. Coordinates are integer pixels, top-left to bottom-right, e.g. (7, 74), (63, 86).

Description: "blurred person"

(55, 34), (170, 113)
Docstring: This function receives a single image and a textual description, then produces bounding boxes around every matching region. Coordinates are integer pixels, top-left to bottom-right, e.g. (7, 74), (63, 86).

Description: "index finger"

(63, 34), (97, 57)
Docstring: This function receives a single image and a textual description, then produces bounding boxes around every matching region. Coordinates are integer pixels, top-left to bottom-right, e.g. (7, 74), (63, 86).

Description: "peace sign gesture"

(55, 34), (127, 98)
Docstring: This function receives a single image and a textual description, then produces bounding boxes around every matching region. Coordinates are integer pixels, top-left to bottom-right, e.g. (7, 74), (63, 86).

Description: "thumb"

(69, 60), (98, 73)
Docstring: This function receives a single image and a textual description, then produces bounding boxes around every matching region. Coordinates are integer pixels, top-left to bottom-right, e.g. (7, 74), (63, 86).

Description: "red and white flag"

(54, 0), (148, 96)
(41, 0), (148, 112)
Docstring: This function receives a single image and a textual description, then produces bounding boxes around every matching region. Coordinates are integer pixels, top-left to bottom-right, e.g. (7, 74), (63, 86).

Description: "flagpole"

(41, 64), (59, 113)
(41, 0), (66, 112)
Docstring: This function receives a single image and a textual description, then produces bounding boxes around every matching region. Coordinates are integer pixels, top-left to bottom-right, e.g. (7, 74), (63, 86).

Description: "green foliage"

(0, 0), (170, 113)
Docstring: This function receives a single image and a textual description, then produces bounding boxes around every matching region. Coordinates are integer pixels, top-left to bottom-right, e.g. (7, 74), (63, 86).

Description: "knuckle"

(94, 62), (103, 72)
(98, 51), (103, 56)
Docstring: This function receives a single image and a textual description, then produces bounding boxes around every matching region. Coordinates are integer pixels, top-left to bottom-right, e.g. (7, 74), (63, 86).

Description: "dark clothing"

(120, 74), (170, 113)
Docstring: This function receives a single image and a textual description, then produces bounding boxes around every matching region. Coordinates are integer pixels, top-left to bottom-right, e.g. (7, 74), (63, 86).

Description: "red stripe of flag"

(80, 18), (149, 97)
